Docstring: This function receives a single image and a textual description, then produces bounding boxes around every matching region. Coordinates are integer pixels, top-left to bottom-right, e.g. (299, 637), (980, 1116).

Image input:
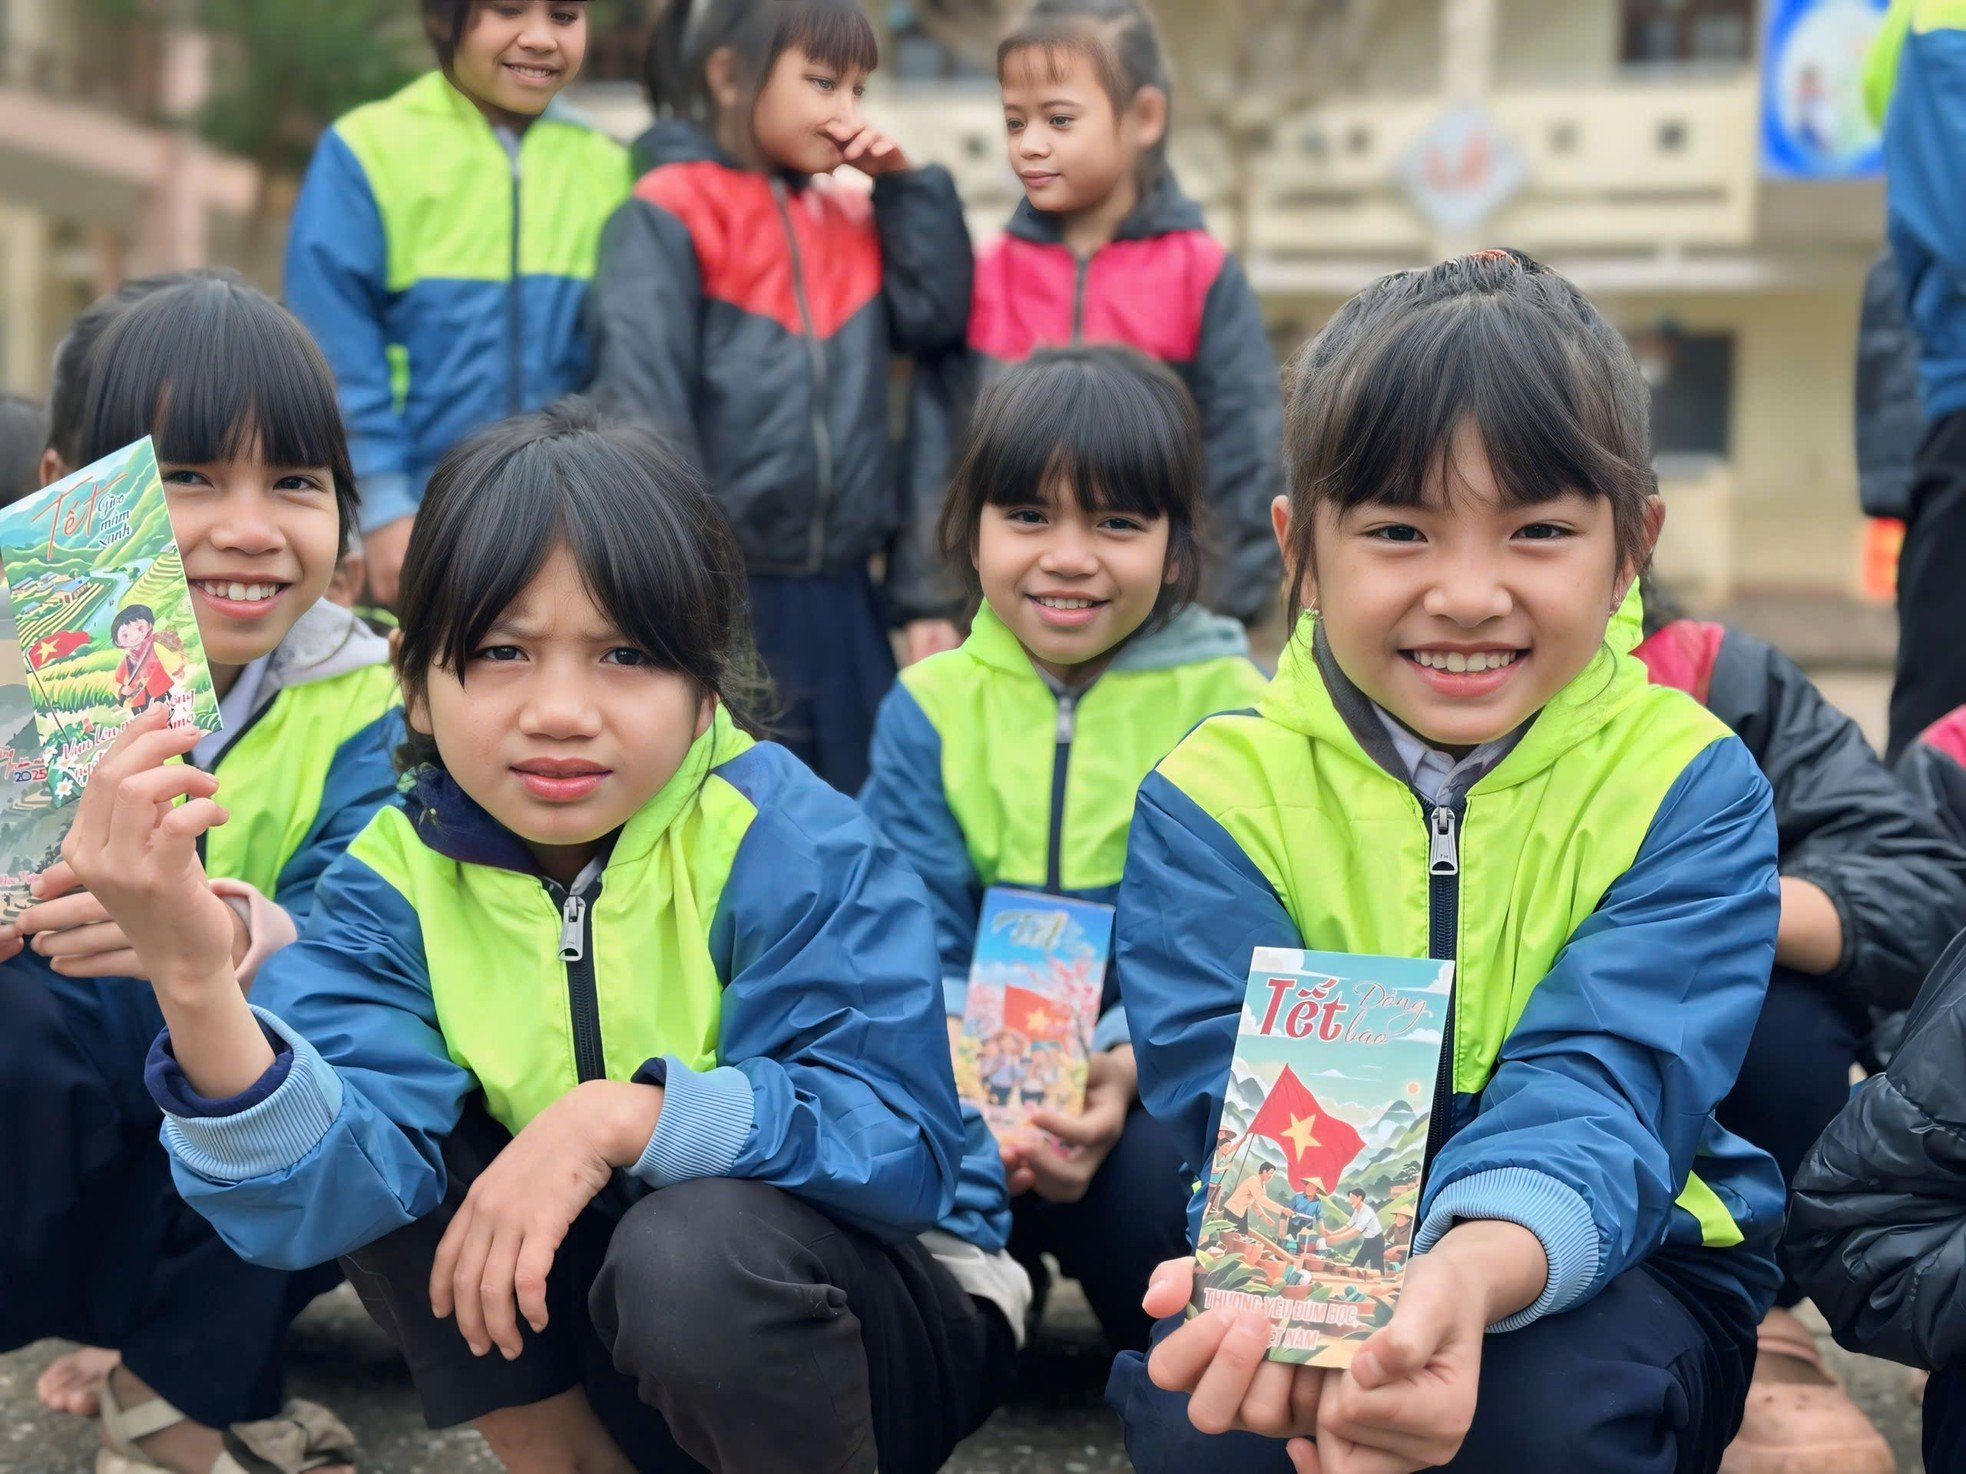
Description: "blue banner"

(1761, 0), (1890, 177)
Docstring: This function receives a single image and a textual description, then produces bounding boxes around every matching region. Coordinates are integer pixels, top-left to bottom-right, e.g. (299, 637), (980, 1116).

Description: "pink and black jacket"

(586, 121), (973, 622)
(904, 173), (1283, 624)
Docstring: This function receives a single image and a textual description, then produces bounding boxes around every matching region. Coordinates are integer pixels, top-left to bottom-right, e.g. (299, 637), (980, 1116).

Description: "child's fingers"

(1286, 1437), (1323, 1474)
(102, 770), (219, 861)
(1146, 1309), (1228, 1393)
(158, 799), (229, 846)
(1185, 1313), (1274, 1435)
(0, 931), (23, 964)
(514, 1236), (555, 1335)
(66, 717), (197, 854)
(1140, 1255), (1197, 1318)
(30, 919), (124, 959)
(51, 947), (144, 979)
(1350, 1319), (1429, 1391)
(1026, 1107), (1102, 1145)
(18, 887), (112, 936)
(446, 1212), (499, 1356)
(1235, 1359), (1303, 1438)
(477, 1227), (527, 1361)
(429, 1200), (473, 1319)
(28, 860), (81, 901)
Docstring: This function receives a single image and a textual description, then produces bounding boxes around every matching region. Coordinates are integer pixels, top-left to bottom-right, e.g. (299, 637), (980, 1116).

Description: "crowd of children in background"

(5, 3), (1966, 1474)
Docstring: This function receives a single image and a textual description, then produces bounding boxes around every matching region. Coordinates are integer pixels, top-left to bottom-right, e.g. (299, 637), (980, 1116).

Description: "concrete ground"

(0, 648), (1932, 1473)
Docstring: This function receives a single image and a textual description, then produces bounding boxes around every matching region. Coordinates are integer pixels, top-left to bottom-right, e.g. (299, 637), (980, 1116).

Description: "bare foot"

(36, 1345), (119, 1416)
(477, 1388), (635, 1474)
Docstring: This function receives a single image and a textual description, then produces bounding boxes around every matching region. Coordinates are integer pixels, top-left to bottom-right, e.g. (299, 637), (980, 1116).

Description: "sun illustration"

(1405, 1081), (1422, 1095)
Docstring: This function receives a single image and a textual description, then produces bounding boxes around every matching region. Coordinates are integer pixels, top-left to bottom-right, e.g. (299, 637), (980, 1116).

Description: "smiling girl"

(861, 345), (1267, 1359)
(1108, 251), (1787, 1474)
(287, 0), (629, 607)
(589, 0), (972, 792)
(64, 403), (1022, 1474)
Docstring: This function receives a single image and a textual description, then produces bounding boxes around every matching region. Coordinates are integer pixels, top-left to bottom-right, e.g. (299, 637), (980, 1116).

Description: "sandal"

(1718, 1308), (1893, 1474)
(97, 1372), (358, 1474)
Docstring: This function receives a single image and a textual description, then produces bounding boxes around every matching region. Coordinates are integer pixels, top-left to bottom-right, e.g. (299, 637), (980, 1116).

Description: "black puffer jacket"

(1788, 931), (1966, 1369)
(587, 121), (972, 621)
(1637, 618), (1966, 1012)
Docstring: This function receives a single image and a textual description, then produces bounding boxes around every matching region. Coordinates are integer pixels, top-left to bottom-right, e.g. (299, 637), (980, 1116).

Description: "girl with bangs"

(1110, 252), (1785, 1474)
(588, 0), (972, 794)
(63, 402), (1022, 1473)
(861, 345), (1267, 1359)
(0, 272), (399, 1474)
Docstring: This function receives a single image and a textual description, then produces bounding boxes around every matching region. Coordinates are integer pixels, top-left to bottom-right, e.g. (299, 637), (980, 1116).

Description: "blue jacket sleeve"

(1116, 770), (1303, 1188)
(1888, 23), (1966, 283)
(148, 850), (473, 1270)
(584, 196), (706, 467)
(1414, 737), (1780, 1327)
(858, 682), (981, 1014)
(283, 130), (416, 532)
(635, 764), (965, 1240)
(269, 709), (405, 930)
(1190, 255), (1284, 626)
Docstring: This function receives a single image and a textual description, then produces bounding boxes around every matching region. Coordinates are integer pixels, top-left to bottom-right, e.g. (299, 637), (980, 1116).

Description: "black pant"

(343, 1103), (1014, 1473)
(745, 570), (897, 794)
(0, 958), (337, 1428)
(1889, 407), (1966, 761)
(1008, 1102), (1191, 1353)
(1927, 1362), (1966, 1473)
(1109, 1249), (1757, 1474)
(1715, 967), (1866, 1309)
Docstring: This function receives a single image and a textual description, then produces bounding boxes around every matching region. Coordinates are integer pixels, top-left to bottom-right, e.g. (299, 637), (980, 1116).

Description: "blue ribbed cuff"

(1414, 1166), (1601, 1331)
(630, 1055), (755, 1188)
(356, 472), (418, 534)
(160, 1007), (344, 1183)
(942, 974), (970, 1018)
(1091, 1004), (1130, 1052)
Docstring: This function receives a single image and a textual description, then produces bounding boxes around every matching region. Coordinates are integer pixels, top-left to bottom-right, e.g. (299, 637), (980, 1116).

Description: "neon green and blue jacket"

(1119, 615), (1787, 1325)
(1866, 0), (1966, 422)
(144, 709), (1009, 1270)
(859, 602), (1268, 1045)
(285, 72), (630, 533)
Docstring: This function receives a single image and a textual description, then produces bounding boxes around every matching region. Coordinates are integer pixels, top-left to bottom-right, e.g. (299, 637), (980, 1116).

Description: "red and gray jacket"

(902, 173), (1283, 625)
(587, 121), (972, 621)
(1637, 617), (1966, 1013)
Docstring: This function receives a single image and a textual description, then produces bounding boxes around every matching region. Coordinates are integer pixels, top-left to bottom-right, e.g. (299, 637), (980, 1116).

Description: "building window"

(1631, 324), (1734, 460)
(1621, 0), (1756, 67)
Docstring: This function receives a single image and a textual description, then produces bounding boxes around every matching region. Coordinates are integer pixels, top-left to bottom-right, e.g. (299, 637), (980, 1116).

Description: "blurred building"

(582, 0), (1884, 603)
(0, 0), (260, 397)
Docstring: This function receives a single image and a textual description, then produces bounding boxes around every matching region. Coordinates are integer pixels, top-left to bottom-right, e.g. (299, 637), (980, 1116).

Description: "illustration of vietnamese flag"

(1247, 1065), (1366, 1192)
(26, 630), (89, 670)
(1002, 983), (1066, 1042)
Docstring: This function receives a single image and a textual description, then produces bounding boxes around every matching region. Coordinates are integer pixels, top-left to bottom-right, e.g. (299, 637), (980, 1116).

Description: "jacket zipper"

(1070, 254), (1090, 340)
(1044, 690), (1079, 892)
(1420, 795), (1461, 1178)
(507, 142), (524, 416)
(546, 875), (605, 1082)
(771, 182), (835, 574)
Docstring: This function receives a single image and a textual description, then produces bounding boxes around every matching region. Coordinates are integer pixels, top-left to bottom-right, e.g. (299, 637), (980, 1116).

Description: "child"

(286, 0), (629, 607)
(1110, 251), (1786, 1474)
(69, 402), (1024, 1473)
(0, 273), (401, 1474)
(860, 346), (1268, 1355)
(909, 0), (1282, 627)
(587, 0), (973, 793)
(1635, 587), (1966, 1472)
(1788, 935), (1966, 1474)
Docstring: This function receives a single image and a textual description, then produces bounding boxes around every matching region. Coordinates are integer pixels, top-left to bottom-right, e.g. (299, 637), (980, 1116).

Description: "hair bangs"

(776, 0), (878, 76)
(997, 30), (1118, 102)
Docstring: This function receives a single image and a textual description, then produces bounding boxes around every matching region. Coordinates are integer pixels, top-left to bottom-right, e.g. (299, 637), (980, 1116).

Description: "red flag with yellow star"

(26, 630), (89, 670)
(1002, 983), (1069, 1043)
(1247, 1066), (1366, 1193)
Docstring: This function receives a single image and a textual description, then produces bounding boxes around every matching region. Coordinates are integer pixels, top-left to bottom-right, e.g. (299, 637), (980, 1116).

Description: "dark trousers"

(1926, 1362), (1966, 1473)
(0, 958), (336, 1428)
(745, 570), (896, 794)
(1008, 1102), (1191, 1354)
(1889, 407), (1966, 761)
(1715, 967), (1866, 1310)
(343, 1103), (1014, 1473)
(1108, 1251), (1757, 1474)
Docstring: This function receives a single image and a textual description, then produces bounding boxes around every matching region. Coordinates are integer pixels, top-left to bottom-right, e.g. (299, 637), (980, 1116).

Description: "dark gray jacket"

(587, 121), (972, 621)
(1788, 930), (1966, 1370)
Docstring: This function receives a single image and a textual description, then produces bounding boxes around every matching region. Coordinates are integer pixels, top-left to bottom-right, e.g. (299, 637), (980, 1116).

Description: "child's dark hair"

(645, 0), (878, 132)
(419, 0), (471, 71)
(112, 604), (155, 640)
(393, 399), (768, 773)
(938, 344), (1205, 630)
(0, 394), (45, 506)
(998, 0), (1173, 186)
(1280, 248), (1655, 620)
(77, 271), (359, 556)
(46, 270), (220, 475)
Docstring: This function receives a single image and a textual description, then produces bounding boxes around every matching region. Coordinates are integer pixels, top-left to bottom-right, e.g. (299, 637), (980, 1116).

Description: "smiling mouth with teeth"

(193, 580), (285, 603)
(504, 62), (558, 80)
(1032, 595), (1104, 610)
(1406, 649), (1521, 674)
